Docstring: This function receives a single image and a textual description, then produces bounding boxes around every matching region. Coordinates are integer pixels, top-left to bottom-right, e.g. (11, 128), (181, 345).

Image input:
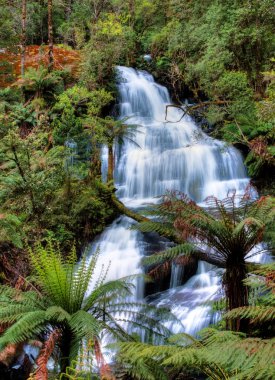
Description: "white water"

(115, 67), (248, 207)
(87, 216), (144, 300)
(88, 66), (251, 336)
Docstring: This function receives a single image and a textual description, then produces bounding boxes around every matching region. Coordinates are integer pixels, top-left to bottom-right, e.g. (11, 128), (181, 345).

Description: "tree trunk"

(11, 145), (39, 216)
(20, 0), (27, 77)
(107, 144), (114, 182)
(64, 0), (72, 45)
(90, 142), (101, 178)
(111, 194), (149, 224)
(47, 0), (54, 71)
(65, 0), (72, 19)
(60, 328), (72, 373)
(224, 260), (249, 331)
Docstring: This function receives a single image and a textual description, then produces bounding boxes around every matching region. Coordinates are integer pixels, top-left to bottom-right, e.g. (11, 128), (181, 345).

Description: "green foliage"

(16, 66), (67, 101)
(216, 71), (255, 119)
(0, 0), (20, 47)
(0, 213), (23, 248)
(0, 128), (65, 216)
(52, 85), (113, 146)
(0, 72), (120, 247)
(0, 88), (21, 105)
(0, 111), (116, 248)
(82, 14), (133, 88)
(4, 103), (36, 129)
(53, 86), (113, 117)
(117, 328), (275, 380)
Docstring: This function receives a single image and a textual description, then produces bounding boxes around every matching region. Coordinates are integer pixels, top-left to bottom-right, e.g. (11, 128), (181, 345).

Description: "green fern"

(0, 239), (176, 374)
(117, 328), (275, 380)
(0, 213), (23, 248)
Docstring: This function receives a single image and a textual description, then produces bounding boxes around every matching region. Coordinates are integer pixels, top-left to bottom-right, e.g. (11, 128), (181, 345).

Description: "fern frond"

(167, 332), (199, 346)
(225, 306), (275, 323)
(0, 238), (178, 373)
(118, 329), (275, 380)
(0, 311), (47, 349)
(0, 304), (41, 324)
(69, 310), (101, 341)
(132, 220), (176, 237)
(83, 279), (135, 311)
(45, 306), (71, 323)
(72, 248), (101, 311)
(142, 243), (195, 267)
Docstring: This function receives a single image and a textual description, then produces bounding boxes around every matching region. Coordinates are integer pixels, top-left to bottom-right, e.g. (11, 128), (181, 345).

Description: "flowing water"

(88, 66), (251, 336)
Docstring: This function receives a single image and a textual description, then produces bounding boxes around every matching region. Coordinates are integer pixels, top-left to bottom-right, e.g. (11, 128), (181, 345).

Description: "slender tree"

(47, 0), (54, 70)
(64, 0), (72, 45)
(20, 0), (27, 77)
(65, 0), (72, 20)
(128, 0), (135, 27)
(100, 117), (140, 182)
(92, 0), (109, 21)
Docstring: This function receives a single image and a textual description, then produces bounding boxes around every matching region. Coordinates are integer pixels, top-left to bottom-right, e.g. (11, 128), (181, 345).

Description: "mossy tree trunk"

(90, 144), (101, 178)
(107, 144), (114, 182)
(224, 256), (249, 331)
(20, 0), (27, 77)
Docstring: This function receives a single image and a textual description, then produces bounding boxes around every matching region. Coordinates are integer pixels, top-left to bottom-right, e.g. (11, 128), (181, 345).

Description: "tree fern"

(133, 188), (274, 318)
(0, 239), (176, 376)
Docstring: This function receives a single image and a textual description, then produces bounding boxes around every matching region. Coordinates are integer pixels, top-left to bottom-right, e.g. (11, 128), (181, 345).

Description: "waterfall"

(88, 66), (251, 336)
(115, 66), (248, 206)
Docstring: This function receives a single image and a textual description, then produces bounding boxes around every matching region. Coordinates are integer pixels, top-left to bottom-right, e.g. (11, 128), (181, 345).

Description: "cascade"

(88, 66), (251, 335)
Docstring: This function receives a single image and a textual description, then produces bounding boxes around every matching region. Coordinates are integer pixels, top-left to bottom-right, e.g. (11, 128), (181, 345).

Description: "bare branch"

(165, 100), (229, 123)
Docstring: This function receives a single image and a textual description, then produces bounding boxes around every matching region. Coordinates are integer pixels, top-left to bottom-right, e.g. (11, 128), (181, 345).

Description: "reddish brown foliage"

(14, 275), (26, 289)
(0, 343), (24, 366)
(249, 136), (274, 164)
(1, 251), (29, 287)
(149, 261), (172, 279)
(94, 338), (114, 380)
(149, 256), (195, 280)
(266, 270), (275, 293)
(35, 329), (61, 380)
(175, 255), (194, 266)
(0, 45), (80, 87)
